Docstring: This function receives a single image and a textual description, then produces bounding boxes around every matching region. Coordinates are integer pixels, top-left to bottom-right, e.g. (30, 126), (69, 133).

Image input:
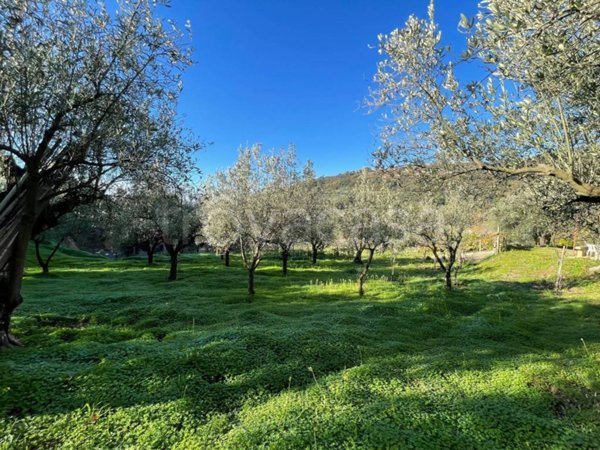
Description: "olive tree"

(271, 157), (306, 276)
(491, 190), (554, 249)
(205, 145), (298, 296)
(156, 186), (202, 281)
(0, 0), (195, 346)
(370, 0), (600, 204)
(339, 169), (397, 296)
(31, 208), (93, 274)
(406, 191), (476, 289)
(201, 197), (237, 267)
(301, 161), (334, 264)
(105, 188), (164, 265)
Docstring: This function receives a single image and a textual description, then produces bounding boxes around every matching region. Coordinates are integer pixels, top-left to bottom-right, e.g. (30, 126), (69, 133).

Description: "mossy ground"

(1, 247), (599, 449)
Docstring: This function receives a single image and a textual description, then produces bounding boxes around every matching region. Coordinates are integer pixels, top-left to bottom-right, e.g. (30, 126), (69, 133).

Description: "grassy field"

(1, 246), (599, 449)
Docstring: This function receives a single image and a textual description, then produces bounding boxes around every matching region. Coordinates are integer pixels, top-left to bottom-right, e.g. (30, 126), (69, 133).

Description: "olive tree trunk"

(311, 242), (319, 265)
(358, 248), (376, 296)
(353, 248), (364, 264)
(33, 236), (63, 275)
(280, 244), (291, 276)
(165, 243), (180, 281)
(248, 268), (255, 296)
(0, 180), (41, 347)
(431, 245), (458, 290)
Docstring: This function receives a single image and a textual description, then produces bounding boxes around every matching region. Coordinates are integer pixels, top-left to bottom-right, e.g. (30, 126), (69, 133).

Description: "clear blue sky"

(162, 0), (480, 176)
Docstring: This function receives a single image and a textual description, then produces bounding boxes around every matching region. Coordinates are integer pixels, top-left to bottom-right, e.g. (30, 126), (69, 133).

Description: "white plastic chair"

(585, 243), (599, 260)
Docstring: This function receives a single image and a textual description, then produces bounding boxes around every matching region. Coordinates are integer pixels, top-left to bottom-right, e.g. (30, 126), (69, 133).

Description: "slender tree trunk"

(444, 269), (453, 289)
(220, 253), (224, 260)
(431, 246), (453, 290)
(353, 248), (363, 264)
(311, 242), (318, 265)
(225, 250), (230, 267)
(248, 268), (255, 297)
(34, 238), (49, 274)
(358, 248), (375, 296)
(444, 251), (457, 290)
(35, 237), (63, 275)
(281, 246), (290, 276)
(495, 226), (501, 254)
(147, 250), (154, 265)
(1, 181), (40, 347)
(555, 246), (567, 292)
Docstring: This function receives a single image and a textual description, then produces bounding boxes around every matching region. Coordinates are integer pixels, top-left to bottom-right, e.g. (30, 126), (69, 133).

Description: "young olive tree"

(339, 169), (396, 296)
(301, 161), (334, 264)
(31, 208), (93, 274)
(205, 145), (298, 296)
(370, 1), (600, 204)
(0, 0), (195, 347)
(105, 188), (164, 265)
(271, 156), (306, 276)
(201, 197), (237, 267)
(407, 191), (476, 289)
(155, 186), (202, 281)
(491, 190), (554, 249)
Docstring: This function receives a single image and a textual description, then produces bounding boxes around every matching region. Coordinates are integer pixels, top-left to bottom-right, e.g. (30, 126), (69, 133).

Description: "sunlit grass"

(0, 246), (599, 449)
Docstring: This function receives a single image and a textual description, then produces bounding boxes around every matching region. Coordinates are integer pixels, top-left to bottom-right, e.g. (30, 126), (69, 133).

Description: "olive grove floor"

(0, 247), (599, 449)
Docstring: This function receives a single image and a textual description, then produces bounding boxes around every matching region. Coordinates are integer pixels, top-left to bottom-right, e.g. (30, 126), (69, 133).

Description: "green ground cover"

(1, 247), (599, 449)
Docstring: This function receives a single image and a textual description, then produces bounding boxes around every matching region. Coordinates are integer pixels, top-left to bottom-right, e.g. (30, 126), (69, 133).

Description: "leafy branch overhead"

(370, 0), (600, 203)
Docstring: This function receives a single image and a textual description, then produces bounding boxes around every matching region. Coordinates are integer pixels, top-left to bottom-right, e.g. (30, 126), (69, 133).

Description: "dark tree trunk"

(220, 253), (224, 260)
(248, 268), (255, 297)
(431, 246), (455, 290)
(311, 242), (318, 265)
(281, 245), (290, 276)
(168, 252), (177, 281)
(353, 248), (364, 264)
(434, 249), (456, 290)
(165, 244), (178, 281)
(225, 250), (230, 267)
(358, 248), (375, 296)
(445, 247), (458, 289)
(34, 238), (49, 274)
(444, 269), (453, 289)
(1, 181), (40, 347)
(146, 238), (161, 266)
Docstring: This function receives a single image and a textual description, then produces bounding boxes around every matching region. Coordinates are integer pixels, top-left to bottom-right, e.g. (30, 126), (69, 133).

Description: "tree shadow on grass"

(3, 252), (600, 450)
(3, 266), (600, 420)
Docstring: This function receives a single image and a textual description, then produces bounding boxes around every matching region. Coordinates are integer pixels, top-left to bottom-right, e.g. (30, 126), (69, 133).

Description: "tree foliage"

(338, 169), (398, 295)
(204, 145), (300, 295)
(406, 188), (476, 289)
(370, 0), (600, 203)
(0, 0), (196, 346)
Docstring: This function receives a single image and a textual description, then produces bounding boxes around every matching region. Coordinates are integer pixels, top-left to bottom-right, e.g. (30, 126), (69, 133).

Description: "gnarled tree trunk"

(358, 248), (375, 296)
(33, 236), (63, 275)
(34, 238), (49, 275)
(431, 245), (458, 290)
(1, 179), (41, 347)
(225, 250), (230, 267)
